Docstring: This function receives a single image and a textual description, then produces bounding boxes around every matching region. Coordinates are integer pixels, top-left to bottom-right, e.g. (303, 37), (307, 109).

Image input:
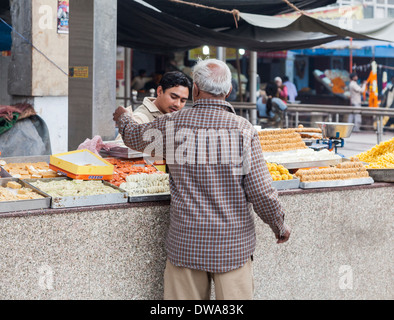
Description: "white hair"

(192, 58), (232, 96)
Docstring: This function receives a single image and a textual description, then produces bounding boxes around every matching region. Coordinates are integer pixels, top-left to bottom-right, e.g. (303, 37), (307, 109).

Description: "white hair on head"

(192, 58), (232, 96)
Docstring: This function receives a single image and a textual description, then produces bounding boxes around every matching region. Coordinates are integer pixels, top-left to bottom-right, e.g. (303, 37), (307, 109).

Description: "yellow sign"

(69, 66), (89, 78)
(189, 47), (238, 61)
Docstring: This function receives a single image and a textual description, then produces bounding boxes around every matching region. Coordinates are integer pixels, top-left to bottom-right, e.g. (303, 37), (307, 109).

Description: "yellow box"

(154, 165), (166, 173)
(50, 149), (114, 176)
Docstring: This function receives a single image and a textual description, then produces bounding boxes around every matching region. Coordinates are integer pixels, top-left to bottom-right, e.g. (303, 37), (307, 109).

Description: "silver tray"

(25, 177), (128, 208)
(128, 192), (171, 203)
(299, 177), (374, 189)
(0, 166), (12, 178)
(281, 158), (343, 170)
(0, 178), (51, 213)
(366, 169), (394, 182)
(272, 178), (300, 190)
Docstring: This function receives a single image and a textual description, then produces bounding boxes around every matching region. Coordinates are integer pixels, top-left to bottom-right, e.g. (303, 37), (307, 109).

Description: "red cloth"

(0, 103), (33, 121)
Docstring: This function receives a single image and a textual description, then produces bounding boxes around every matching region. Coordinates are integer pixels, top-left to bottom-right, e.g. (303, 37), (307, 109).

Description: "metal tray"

(0, 178), (51, 213)
(128, 192), (171, 203)
(0, 166), (12, 178)
(299, 177), (374, 189)
(25, 177), (128, 208)
(281, 158), (343, 170)
(366, 169), (394, 182)
(272, 178), (300, 190)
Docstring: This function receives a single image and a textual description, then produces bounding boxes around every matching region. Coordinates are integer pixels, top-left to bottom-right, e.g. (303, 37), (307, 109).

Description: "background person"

(348, 72), (367, 132)
(283, 76), (298, 103)
(257, 82), (287, 127)
(113, 58), (291, 300)
(274, 76), (288, 103)
(130, 69), (151, 91)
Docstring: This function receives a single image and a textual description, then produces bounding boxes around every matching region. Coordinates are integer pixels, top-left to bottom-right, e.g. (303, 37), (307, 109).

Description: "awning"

(117, 0), (340, 53)
(118, 1), (394, 54)
(238, 12), (394, 43)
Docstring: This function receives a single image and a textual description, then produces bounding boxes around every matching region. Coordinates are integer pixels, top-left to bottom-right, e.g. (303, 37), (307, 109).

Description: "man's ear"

(225, 86), (233, 99)
(193, 83), (199, 96)
(156, 85), (163, 96)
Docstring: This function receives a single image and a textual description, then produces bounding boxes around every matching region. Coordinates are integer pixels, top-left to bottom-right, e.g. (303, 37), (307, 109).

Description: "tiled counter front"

(0, 184), (392, 300)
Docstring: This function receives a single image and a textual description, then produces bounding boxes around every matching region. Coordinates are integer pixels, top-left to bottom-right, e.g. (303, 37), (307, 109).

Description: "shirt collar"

(143, 97), (163, 114)
(192, 98), (236, 114)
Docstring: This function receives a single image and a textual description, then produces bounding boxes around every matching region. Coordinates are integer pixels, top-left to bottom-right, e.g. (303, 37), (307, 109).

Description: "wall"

(33, 96), (68, 154)
(0, 56), (12, 105)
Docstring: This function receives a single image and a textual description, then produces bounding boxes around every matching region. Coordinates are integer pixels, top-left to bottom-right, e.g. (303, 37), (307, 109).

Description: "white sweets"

(30, 179), (120, 197)
(120, 173), (170, 196)
(264, 148), (341, 163)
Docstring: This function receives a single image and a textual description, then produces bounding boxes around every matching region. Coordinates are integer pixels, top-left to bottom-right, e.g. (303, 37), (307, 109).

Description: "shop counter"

(0, 183), (392, 299)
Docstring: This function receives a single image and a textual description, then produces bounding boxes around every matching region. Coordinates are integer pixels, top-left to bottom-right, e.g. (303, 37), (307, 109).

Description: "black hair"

(349, 72), (357, 80)
(283, 76), (289, 82)
(265, 82), (278, 115)
(159, 71), (192, 92)
(138, 69), (146, 76)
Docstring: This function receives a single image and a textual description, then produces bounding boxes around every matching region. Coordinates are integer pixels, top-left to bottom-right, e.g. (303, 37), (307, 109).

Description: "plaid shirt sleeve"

(243, 131), (289, 237)
(116, 112), (167, 158)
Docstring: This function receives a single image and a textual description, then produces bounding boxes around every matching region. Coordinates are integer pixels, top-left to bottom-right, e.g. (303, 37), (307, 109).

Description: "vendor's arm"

(243, 132), (290, 243)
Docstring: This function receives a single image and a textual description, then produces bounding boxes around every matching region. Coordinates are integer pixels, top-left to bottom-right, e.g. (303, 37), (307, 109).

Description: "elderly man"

(115, 71), (191, 140)
(113, 58), (290, 300)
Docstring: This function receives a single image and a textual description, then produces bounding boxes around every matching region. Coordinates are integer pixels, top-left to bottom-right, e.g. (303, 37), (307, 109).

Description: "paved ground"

(334, 130), (394, 158)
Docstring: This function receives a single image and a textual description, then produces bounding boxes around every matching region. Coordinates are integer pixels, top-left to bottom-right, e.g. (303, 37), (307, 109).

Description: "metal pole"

(249, 51), (257, 125)
(216, 47), (226, 62)
(378, 116), (383, 144)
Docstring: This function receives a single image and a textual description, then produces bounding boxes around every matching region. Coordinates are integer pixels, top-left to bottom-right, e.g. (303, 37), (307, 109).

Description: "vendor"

(116, 71), (192, 141)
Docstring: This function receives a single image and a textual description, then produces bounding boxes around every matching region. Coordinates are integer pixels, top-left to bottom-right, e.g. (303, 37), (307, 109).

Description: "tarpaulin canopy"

(140, 0), (338, 29)
(117, 0), (341, 53)
(237, 12), (394, 43)
(117, 0), (394, 54)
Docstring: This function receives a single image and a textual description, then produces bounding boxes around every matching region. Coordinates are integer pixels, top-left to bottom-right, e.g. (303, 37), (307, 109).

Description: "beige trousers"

(163, 258), (254, 300)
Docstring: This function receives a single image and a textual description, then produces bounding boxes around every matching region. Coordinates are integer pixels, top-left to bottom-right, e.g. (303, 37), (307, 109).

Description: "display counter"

(0, 182), (392, 300)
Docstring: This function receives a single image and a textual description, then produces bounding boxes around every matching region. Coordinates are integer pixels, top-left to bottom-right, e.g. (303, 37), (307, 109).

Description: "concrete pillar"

(7, 0), (69, 154)
(68, 0), (117, 150)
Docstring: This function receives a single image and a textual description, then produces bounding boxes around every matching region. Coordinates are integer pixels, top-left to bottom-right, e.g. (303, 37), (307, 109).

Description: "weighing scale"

(308, 122), (355, 155)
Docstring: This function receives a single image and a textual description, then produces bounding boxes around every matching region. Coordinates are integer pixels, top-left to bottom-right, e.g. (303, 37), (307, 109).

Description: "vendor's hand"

(276, 228), (291, 244)
(113, 106), (127, 123)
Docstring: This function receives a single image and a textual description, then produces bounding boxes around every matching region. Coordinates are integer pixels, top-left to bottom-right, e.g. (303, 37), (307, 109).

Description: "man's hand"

(276, 228), (291, 244)
(113, 106), (127, 123)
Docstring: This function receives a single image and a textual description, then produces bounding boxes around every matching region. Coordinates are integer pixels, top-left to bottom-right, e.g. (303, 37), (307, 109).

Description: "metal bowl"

(315, 122), (354, 139)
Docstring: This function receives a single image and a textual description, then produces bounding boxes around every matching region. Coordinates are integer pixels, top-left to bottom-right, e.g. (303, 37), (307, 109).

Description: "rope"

(168, 0), (240, 28)
(281, 0), (305, 15)
(0, 17), (68, 76)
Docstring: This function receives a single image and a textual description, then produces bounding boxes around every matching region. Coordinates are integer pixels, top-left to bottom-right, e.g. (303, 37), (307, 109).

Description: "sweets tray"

(272, 178), (300, 190)
(0, 178), (51, 213)
(128, 192), (171, 203)
(299, 177), (374, 189)
(25, 177), (128, 208)
(281, 158), (343, 170)
(366, 168), (394, 182)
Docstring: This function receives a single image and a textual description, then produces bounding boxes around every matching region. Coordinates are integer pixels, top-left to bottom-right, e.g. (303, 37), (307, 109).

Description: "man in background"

(283, 76), (298, 103)
(348, 72), (366, 132)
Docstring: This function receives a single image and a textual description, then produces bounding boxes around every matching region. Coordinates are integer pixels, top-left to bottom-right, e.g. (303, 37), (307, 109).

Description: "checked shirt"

(117, 99), (288, 273)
